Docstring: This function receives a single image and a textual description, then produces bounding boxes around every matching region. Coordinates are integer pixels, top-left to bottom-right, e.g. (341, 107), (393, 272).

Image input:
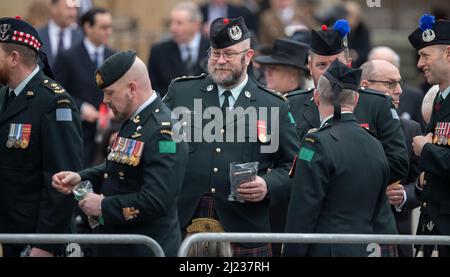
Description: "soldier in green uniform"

(52, 51), (188, 257)
(286, 20), (405, 256)
(164, 17), (299, 257)
(284, 59), (392, 257)
(410, 14), (450, 257)
(0, 17), (83, 257)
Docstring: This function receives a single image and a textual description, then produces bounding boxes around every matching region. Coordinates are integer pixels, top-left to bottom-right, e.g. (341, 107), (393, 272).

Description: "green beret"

(96, 50), (137, 89)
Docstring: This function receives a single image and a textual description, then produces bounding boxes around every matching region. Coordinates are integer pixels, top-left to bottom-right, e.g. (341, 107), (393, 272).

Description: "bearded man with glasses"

(164, 17), (298, 257)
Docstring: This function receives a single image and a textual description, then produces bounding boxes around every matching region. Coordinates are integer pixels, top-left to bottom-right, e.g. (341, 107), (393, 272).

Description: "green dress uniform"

(0, 72), (83, 255)
(164, 73), (298, 244)
(408, 15), (450, 256)
(284, 60), (393, 257)
(0, 17), (83, 257)
(78, 51), (189, 257)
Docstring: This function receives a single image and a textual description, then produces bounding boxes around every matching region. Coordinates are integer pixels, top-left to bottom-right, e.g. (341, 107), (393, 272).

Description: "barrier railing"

(178, 233), (450, 257)
(0, 234), (165, 257)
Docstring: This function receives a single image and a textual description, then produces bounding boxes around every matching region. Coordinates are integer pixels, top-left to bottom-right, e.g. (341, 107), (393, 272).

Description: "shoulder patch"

(42, 79), (66, 94)
(299, 146), (315, 162)
(173, 73), (207, 83)
(359, 88), (390, 98)
(258, 84), (287, 101)
(286, 88), (314, 98)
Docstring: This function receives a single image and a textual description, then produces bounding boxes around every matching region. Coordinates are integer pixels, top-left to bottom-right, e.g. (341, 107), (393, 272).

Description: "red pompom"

(321, 25), (328, 31)
(15, 16), (22, 20)
(223, 18), (230, 24)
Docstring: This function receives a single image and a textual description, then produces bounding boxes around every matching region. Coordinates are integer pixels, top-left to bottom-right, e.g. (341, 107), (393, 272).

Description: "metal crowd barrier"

(0, 234), (165, 257)
(178, 233), (450, 257)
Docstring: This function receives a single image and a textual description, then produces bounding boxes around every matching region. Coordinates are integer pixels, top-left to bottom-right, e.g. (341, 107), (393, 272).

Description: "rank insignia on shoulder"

(43, 80), (66, 94)
(123, 207), (140, 221)
(161, 122), (171, 127)
(304, 137), (315, 144)
(26, 91), (34, 97)
(161, 129), (173, 136)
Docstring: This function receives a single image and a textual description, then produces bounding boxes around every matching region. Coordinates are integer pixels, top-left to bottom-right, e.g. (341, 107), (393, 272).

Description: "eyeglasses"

(367, 79), (405, 90)
(207, 48), (250, 61)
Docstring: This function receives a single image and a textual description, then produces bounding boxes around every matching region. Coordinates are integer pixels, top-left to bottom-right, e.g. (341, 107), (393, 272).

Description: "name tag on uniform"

(56, 108), (72, 122)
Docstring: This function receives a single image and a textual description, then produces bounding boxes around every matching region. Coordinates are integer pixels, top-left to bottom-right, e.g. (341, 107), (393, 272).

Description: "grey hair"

(317, 75), (357, 107)
(368, 46), (401, 68)
(172, 1), (203, 23)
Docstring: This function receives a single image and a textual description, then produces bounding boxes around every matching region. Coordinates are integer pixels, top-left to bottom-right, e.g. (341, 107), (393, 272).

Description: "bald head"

(368, 46), (401, 68)
(118, 56), (153, 96)
(361, 60), (400, 82)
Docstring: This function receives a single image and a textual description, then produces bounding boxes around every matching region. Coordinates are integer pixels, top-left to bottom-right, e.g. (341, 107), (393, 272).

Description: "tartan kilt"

(186, 195), (272, 257)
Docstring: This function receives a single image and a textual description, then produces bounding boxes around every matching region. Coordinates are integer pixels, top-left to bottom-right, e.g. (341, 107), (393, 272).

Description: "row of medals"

(433, 122), (450, 146)
(108, 137), (144, 167)
(6, 124), (31, 149)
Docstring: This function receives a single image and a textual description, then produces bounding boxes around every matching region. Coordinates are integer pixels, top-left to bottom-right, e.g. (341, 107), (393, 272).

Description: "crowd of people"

(0, 0), (449, 257)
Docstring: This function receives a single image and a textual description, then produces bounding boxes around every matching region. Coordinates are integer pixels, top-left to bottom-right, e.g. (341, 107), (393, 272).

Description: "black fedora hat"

(254, 38), (309, 73)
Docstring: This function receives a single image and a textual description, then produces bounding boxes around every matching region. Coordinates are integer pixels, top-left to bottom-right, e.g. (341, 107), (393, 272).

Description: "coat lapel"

(302, 96), (320, 128)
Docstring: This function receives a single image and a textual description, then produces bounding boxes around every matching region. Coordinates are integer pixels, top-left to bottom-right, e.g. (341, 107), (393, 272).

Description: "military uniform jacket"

(419, 93), (450, 235)
(284, 114), (392, 257)
(164, 74), (299, 236)
(0, 71), (83, 252)
(79, 97), (188, 257)
(287, 88), (409, 184)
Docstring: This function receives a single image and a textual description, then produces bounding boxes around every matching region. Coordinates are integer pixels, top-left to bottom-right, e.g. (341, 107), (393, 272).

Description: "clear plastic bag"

(228, 162), (259, 203)
(73, 181), (104, 229)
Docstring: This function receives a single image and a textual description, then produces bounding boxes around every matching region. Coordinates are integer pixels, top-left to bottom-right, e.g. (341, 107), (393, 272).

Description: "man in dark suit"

(361, 60), (422, 257)
(148, 2), (209, 98)
(410, 14), (450, 257)
(368, 46), (427, 131)
(164, 17), (298, 257)
(0, 17), (83, 257)
(37, 0), (83, 68)
(200, 0), (257, 36)
(54, 8), (115, 167)
(52, 51), (188, 257)
(284, 60), (392, 257)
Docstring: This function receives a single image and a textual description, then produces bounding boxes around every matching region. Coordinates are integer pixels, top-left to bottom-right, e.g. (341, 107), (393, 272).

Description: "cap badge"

(229, 25), (242, 41)
(96, 72), (104, 87)
(0, 24), (12, 41)
(422, 29), (436, 42)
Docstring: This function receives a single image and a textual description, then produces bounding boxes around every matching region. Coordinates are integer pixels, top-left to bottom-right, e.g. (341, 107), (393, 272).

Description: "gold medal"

(20, 139), (29, 149)
(433, 135), (439, 144)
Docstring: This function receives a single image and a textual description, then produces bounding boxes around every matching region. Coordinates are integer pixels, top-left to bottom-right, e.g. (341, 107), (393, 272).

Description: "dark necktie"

(184, 46), (195, 74)
(93, 51), (99, 67)
(3, 90), (16, 111)
(57, 30), (65, 56)
(222, 90), (232, 119)
(434, 93), (444, 113)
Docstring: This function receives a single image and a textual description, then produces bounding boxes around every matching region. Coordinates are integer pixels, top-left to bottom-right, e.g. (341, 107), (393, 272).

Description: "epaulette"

(359, 87), (390, 98)
(286, 88), (314, 98)
(258, 84), (287, 101)
(42, 79), (66, 94)
(173, 73), (207, 83)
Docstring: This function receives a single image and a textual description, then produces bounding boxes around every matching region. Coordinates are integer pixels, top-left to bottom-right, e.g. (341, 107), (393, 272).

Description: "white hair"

(368, 46), (401, 68)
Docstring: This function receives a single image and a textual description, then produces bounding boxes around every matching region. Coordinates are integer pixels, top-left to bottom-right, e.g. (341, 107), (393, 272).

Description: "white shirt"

(178, 32), (201, 64)
(441, 86), (450, 100)
(218, 74), (249, 109)
(319, 111), (353, 128)
(83, 38), (106, 66)
(9, 66), (40, 96)
(48, 20), (72, 57)
(131, 92), (158, 118)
